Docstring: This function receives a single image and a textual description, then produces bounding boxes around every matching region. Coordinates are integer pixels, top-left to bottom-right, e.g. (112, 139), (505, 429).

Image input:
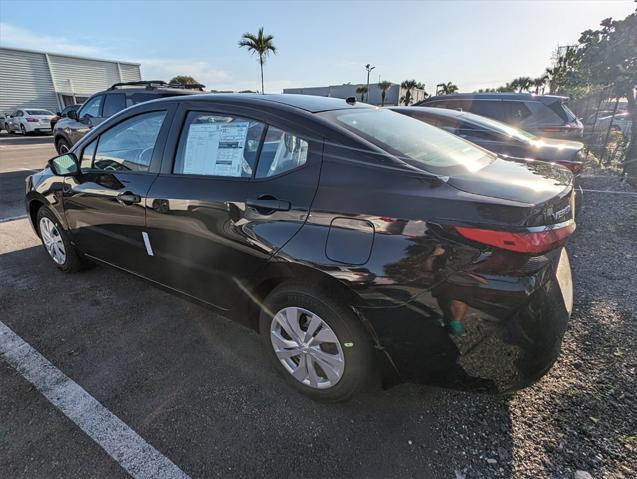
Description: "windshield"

(323, 108), (495, 175)
(26, 110), (54, 116)
(458, 111), (537, 143)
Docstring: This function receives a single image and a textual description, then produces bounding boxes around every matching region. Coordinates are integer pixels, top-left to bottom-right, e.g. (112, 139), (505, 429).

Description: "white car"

(595, 111), (633, 137)
(5, 109), (56, 135)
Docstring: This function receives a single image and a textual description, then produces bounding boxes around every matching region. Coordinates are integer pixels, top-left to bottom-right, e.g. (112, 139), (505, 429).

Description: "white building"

(283, 83), (428, 106)
(0, 47), (141, 113)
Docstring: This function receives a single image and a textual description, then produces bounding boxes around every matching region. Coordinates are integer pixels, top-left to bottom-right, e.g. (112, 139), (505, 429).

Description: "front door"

(63, 109), (170, 272)
(144, 107), (323, 310)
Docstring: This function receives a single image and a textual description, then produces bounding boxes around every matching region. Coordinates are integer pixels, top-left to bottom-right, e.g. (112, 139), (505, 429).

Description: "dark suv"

(415, 93), (583, 140)
(53, 80), (202, 153)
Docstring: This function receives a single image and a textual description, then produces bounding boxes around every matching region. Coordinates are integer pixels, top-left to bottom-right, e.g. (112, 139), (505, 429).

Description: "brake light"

(455, 222), (575, 254)
(555, 161), (583, 174)
(26, 117), (39, 122)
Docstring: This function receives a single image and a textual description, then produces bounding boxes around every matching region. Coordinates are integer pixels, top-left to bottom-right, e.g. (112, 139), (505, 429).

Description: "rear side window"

(506, 101), (532, 122)
(546, 101), (576, 122)
(102, 94), (126, 117)
(255, 127), (308, 178)
(174, 112), (265, 177)
(468, 100), (506, 121)
(92, 111), (166, 172)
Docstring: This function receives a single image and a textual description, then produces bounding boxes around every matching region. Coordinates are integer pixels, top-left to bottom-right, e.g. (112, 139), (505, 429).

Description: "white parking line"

(0, 321), (191, 479)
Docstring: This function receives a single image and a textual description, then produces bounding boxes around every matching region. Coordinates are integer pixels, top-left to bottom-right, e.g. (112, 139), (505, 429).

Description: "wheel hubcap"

(270, 306), (345, 389)
(39, 217), (66, 265)
(59, 143), (69, 153)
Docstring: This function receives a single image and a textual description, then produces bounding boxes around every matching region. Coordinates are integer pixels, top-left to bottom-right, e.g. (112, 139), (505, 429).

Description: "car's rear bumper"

(358, 249), (572, 393)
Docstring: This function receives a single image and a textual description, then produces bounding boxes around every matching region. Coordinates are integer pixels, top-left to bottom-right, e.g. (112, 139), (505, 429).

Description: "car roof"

(160, 93), (372, 113)
(390, 106), (465, 118)
(418, 92), (568, 104)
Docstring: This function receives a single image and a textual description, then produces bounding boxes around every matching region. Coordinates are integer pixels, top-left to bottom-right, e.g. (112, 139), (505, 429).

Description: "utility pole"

(365, 64), (375, 103)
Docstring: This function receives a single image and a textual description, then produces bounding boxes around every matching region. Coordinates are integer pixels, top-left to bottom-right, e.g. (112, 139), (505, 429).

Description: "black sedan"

(391, 106), (585, 174)
(25, 94), (575, 401)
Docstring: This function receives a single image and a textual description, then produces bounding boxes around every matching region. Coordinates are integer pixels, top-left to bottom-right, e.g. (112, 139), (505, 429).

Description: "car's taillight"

(555, 160), (583, 174)
(455, 222), (575, 254)
(26, 117), (39, 122)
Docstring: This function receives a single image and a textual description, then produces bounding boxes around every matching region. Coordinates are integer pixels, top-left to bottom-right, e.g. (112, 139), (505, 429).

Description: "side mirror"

(67, 110), (78, 120)
(56, 112), (62, 116)
(48, 153), (79, 176)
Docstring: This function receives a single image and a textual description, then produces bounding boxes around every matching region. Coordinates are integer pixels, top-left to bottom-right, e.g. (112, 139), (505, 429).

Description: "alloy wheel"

(58, 142), (69, 153)
(39, 217), (66, 265)
(270, 306), (345, 389)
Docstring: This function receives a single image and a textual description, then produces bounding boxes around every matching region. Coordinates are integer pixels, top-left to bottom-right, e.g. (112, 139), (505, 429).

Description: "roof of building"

(0, 46), (140, 66)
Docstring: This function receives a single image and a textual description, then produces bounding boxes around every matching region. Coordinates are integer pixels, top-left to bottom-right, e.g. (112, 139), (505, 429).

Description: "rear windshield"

(26, 110), (53, 115)
(547, 101), (577, 122)
(322, 108), (495, 175)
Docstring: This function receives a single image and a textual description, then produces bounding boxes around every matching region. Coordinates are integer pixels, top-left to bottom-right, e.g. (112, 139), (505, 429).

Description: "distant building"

(0, 47), (141, 113)
(283, 83), (427, 106)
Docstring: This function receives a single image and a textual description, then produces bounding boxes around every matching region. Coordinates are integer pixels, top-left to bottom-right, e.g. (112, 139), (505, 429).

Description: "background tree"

(439, 82), (459, 95)
(510, 76), (534, 93)
(378, 81), (392, 106)
(169, 75), (200, 85)
(238, 27), (277, 94)
(355, 85), (368, 102)
(573, 11), (637, 177)
(533, 74), (549, 94)
(400, 79), (420, 105)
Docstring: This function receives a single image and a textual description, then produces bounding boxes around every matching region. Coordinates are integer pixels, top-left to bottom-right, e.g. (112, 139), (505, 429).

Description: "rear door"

(144, 102), (323, 310)
(63, 105), (174, 273)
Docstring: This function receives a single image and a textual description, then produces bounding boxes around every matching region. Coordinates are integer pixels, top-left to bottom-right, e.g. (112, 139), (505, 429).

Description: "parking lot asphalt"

(1, 139), (635, 478)
(0, 133), (55, 221)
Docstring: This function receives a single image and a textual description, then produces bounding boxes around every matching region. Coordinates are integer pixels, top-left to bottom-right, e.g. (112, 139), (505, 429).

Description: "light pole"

(365, 64), (375, 103)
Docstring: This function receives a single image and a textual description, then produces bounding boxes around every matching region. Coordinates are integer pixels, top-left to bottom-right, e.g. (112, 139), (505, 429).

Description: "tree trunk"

(260, 56), (265, 94)
(622, 87), (637, 184)
(381, 91), (385, 106)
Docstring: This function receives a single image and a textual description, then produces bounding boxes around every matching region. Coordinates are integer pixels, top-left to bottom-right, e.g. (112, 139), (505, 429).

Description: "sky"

(0, 0), (634, 93)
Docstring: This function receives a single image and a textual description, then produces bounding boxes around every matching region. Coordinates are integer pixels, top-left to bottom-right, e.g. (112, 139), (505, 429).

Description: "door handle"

(246, 196), (291, 213)
(116, 192), (141, 205)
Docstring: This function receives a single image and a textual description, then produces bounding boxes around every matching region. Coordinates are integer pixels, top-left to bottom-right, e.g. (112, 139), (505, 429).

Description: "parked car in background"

(27, 94), (575, 401)
(5, 109), (56, 135)
(593, 111), (632, 136)
(50, 104), (82, 130)
(53, 80), (202, 153)
(0, 111), (12, 132)
(416, 93), (583, 140)
(391, 106), (585, 173)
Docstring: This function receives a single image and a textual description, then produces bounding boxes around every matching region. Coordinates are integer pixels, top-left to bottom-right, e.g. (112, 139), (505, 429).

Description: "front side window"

(174, 112), (265, 177)
(92, 111), (166, 172)
(323, 108), (495, 175)
(79, 95), (103, 118)
(102, 94), (126, 117)
(80, 139), (97, 170)
(256, 127), (308, 178)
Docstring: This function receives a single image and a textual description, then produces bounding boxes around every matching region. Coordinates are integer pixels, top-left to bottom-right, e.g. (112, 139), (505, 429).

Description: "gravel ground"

(438, 168), (637, 479)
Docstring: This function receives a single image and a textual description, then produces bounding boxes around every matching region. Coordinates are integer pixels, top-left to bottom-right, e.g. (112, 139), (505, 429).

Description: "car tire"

(20, 124), (27, 135)
(56, 138), (71, 154)
(259, 283), (376, 401)
(36, 206), (90, 273)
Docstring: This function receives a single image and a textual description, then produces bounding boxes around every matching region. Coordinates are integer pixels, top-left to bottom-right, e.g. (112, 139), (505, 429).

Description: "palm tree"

(532, 74), (549, 94)
(400, 79), (419, 105)
(439, 82), (459, 95)
(238, 27), (277, 94)
(378, 81), (392, 106)
(510, 76), (533, 93)
(355, 86), (368, 102)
